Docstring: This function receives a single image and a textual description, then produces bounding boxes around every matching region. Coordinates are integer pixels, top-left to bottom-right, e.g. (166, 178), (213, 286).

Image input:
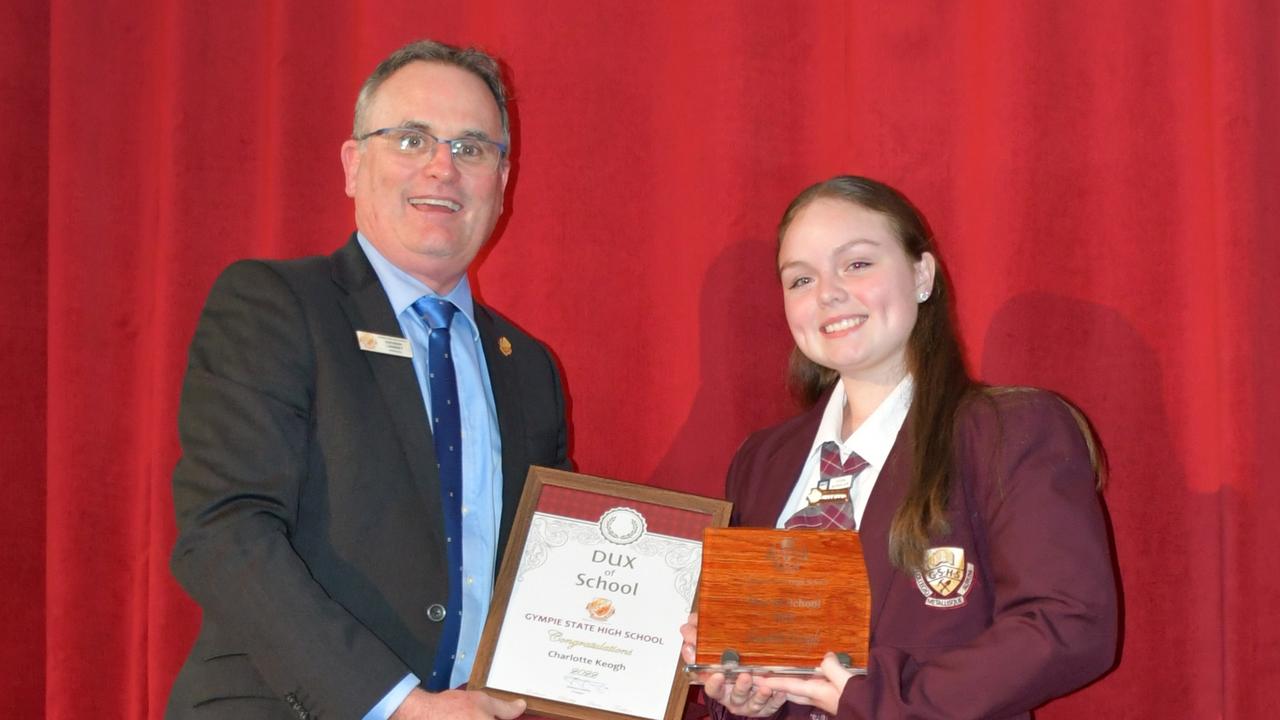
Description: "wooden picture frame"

(469, 467), (732, 720)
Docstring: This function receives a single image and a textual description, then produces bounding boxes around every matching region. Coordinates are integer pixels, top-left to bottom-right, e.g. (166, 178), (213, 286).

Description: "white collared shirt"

(776, 375), (914, 530)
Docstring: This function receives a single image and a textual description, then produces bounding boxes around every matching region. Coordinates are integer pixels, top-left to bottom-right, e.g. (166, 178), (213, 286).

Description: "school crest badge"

(912, 546), (975, 608)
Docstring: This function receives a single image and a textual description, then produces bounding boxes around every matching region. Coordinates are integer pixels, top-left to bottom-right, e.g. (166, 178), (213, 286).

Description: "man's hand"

(758, 652), (855, 715)
(679, 612), (699, 666)
(390, 687), (526, 720)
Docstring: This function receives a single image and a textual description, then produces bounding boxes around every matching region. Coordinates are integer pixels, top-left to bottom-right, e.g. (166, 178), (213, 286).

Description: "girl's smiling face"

(778, 198), (936, 385)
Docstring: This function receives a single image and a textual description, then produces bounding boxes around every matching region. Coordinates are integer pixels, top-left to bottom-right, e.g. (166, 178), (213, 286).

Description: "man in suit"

(167, 40), (568, 719)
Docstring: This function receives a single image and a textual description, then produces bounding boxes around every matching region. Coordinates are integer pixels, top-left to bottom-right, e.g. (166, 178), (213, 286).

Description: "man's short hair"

(353, 39), (510, 144)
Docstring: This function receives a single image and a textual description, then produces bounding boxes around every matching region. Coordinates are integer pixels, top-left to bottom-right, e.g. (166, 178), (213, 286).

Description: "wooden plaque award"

(689, 528), (871, 677)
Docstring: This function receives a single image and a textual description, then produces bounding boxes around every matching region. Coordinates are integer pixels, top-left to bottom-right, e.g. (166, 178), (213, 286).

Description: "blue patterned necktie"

(785, 441), (867, 530)
(413, 296), (464, 690)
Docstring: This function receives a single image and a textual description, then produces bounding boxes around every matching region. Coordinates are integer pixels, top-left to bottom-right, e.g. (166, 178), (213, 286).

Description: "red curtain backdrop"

(4, 0), (1277, 717)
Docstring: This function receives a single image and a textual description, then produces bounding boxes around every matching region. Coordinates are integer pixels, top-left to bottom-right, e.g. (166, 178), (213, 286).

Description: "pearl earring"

(917, 291), (930, 303)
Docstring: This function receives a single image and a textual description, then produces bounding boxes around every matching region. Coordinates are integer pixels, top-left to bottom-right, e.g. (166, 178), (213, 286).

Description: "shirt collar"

(808, 374), (914, 468)
(356, 232), (480, 341)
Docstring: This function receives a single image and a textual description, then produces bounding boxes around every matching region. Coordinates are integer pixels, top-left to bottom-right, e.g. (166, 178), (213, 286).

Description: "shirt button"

(426, 603), (447, 622)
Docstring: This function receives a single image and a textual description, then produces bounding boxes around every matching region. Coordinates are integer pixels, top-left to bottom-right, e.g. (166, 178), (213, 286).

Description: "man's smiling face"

(341, 61), (509, 294)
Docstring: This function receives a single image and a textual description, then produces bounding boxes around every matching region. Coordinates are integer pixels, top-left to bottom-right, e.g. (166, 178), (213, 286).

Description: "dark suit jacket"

(715, 389), (1116, 720)
(167, 235), (569, 719)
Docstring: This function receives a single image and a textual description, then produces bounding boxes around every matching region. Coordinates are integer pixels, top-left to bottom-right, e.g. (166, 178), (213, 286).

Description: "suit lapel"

(329, 235), (443, 520)
(473, 305), (526, 555)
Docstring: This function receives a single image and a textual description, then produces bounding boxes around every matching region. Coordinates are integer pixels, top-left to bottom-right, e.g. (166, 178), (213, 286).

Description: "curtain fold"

(1, 0), (49, 713)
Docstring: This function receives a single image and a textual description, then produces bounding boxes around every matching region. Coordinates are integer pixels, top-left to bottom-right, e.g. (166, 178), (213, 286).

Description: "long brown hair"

(777, 176), (976, 571)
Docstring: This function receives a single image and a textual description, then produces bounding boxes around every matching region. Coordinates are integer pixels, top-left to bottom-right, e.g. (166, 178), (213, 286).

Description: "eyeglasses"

(356, 126), (507, 174)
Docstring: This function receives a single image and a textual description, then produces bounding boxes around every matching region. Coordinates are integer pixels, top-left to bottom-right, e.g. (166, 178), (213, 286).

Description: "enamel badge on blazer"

(913, 546), (975, 608)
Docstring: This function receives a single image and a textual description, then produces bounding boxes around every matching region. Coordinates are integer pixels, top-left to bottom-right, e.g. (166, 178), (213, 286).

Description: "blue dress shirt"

(356, 234), (503, 717)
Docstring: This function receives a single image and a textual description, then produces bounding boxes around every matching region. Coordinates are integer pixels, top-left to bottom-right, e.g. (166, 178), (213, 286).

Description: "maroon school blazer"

(712, 389), (1117, 720)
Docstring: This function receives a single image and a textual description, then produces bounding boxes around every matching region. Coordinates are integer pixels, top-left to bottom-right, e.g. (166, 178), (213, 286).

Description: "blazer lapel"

(473, 305), (526, 555)
(755, 410), (824, 527)
(859, 410), (915, 636)
(329, 234), (443, 522)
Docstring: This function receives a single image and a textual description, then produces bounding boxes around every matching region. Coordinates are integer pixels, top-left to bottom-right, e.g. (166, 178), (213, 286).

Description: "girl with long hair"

(684, 176), (1116, 719)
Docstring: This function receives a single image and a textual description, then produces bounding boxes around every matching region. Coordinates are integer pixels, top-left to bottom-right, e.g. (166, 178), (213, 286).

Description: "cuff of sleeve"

(836, 671), (872, 720)
(361, 673), (421, 720)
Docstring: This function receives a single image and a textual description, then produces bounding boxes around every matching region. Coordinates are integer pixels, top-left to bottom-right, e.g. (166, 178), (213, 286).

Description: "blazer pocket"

(191, 652), (277, 703)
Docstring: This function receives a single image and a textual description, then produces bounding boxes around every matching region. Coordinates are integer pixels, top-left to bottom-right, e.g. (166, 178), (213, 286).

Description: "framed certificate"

(469, 467), (732, 720)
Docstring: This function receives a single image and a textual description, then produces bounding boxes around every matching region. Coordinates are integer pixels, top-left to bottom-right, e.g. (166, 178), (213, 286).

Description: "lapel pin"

(498, 336), (513, 356)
